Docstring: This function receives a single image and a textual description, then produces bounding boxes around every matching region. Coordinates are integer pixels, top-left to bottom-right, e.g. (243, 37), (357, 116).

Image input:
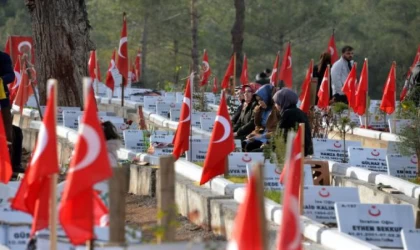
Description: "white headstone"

(200, 117), (214, 132)
(130, 95), (144, 103)
(175, 92), (184, 103)
(304, 186), (360, 224)
(156, 102), (181, 118)
(335, 203), (414, 248)
(348, 147), (388, 173)
(169, 108), (181, 122)
(228, 153), (265, 176)
(388, 119), (412, 134)
(312, 139), (362, 162)
(62, 110), (83, 129)
(401, 229), (420, 250)
(359, 113), (389, 130)
(149, 135), (174, 156)
(143, 96), (161, 112)
(386, 154), (418, 179)
(123, 130), (147, 152)
(186, 138), (210, 162)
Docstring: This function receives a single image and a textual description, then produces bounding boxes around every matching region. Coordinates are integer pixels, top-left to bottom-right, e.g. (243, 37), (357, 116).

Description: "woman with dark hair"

(243, 84), (279, 152)
(273, 88), (313, 156)
(313, 52), (332, 104)
(102, 121), (121, 167)
(233, 84), (258, 141)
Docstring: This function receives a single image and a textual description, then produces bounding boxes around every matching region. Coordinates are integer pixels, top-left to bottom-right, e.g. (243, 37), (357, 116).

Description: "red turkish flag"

(277, 127), (303, 250)
(227, 170), (264, 250)
(342, 64), (358, 111)
(278, 43), (293, 88)
(240, 54), (248, 85)
(299, 60), (314, 113)
(327, 34), (339, 64)
(221, 55), (234, 89)
(88, 51), (101, 82)
(200, 50), (211, 86)
(8, 56), (22, 103)
(380, 63), (396, 115)
(135, 49), (141, 81)
(172, 74), (192, 160)
(130, 63), (137, 83)
(117, 14), (128, 84)
(270, 53), (280, 86)
(13, 66), (34, 114)
(212, 77), (218, 94)
(354, 60), (368, 116)
(105, 49), (117, 92)
(317, 66), (330, 109)
(59, 80), (113, 245)
(12, 80), (59, 235)
(4, 36), (35, 65)
(93, 191), (109, 227)
(200, 91), (235, 185)
(0, 110), (12, 184)
(406, 45), (420, 79)
(400, 82), (408, 102)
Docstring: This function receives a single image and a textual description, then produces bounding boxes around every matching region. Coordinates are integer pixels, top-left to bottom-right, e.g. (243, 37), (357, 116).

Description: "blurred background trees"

(1, 0), (419, 98)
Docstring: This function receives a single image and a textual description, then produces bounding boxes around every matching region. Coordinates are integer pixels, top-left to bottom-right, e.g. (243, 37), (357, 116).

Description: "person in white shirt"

(331, 45), (354, 103)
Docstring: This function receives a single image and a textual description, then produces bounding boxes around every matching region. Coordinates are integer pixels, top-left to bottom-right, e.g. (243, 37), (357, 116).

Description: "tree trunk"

(25, 0), (94, 106)
(190, 0), (200, 91)
(141, 15), (149, 85)
(231, 0), (245, 80)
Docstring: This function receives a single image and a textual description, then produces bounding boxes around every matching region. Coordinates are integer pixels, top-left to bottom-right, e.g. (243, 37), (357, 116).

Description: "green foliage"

(264, 190), (282, 204)
(396, 106), (420, 159)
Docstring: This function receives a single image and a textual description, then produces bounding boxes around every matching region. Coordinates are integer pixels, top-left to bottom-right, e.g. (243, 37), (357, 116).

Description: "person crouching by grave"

(243, 84), (279, 152)
(273, 88), (313, 156)
(102, 121), (121, 167)
(233, 84), (258, 141)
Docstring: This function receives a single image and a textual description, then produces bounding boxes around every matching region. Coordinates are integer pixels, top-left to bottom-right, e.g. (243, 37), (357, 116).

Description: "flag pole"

(364, 58), (369, 128)
(299, 123), (305, 215)
(189, 71), (193, 162)
(253, 163), (267, 250)
(325, 64), (331, 138)
(49, 79), (58, 250)
(232, 53), (236, 96)
(82, 78), (95, 250)
(95, 51), (99, 96)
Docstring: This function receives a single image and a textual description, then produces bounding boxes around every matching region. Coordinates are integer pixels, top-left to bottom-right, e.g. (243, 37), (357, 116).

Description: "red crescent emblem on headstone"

(318, 187), (330, 198)
(170, 103), (176, 108)
(368, 205), (381, 217)
(242, 153), (252, 163)
(275, 167), (282, 175)
(371, 150), (380, 157)
(411, 155), (418, 165)
(334, 141), (342, 148)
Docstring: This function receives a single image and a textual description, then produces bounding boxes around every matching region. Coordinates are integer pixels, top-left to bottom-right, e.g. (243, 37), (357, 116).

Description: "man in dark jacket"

(233, 85), (257, 141)
(0, 51), (15, 162)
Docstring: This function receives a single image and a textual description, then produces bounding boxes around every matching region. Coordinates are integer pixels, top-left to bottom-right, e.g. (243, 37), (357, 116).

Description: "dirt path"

(125, 194), (226, 243)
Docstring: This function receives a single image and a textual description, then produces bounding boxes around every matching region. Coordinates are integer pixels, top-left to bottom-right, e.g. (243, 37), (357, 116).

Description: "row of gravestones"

(122, 132), (419, 249)
(312, 138), (418, 179)
(0, 181), (141, 249)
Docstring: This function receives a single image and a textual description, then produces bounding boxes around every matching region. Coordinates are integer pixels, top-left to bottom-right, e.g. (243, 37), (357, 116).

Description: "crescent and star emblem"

(179, 97), (191, 123)
(213, 115), (230, 143)
(68, 124), (101, 173)
(368, 205), (381, 217)
(118, 37), (127, 58)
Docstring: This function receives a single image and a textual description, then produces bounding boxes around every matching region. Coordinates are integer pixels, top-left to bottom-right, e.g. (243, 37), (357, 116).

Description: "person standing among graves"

(273, 88), (313, 156)
(331, 45), (354, 104)
(405, 62), (420, 106)
(313, 52), (332, 104)
(101, 121), (121, 167)
(0, 50), (15, 160)
(243, 84), (279, 152)
(233, 84), (258, 141)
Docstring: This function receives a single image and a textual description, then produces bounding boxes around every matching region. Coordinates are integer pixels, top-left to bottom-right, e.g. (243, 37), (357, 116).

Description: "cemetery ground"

(125, 194), (226, 243)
